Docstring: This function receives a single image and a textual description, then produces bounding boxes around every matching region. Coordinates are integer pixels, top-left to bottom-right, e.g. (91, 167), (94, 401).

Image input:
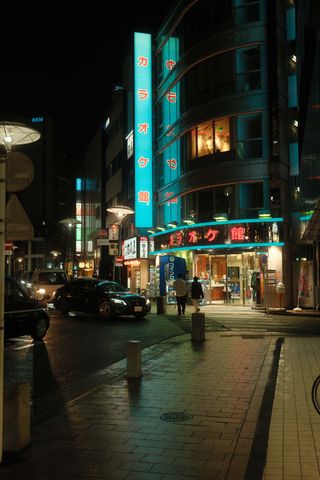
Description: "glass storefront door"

(195, 252), (256, 305)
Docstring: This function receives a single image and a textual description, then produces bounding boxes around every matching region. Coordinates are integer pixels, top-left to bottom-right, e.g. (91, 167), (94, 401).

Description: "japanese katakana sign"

(152, 220), (283, 252)
(134, 32), (153, 228)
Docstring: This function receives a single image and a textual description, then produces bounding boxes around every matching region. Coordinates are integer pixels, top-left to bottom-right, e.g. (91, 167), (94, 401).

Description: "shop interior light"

(156, 226), (166, 231)
(214, 213), (228, 222)
(147, 229), (155, 234)
(258, 210), (271, 218)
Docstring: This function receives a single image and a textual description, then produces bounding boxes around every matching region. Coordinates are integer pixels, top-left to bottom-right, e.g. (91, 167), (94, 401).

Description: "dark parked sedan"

(53, 278), (151, 318)
(5, 276), (50, 340)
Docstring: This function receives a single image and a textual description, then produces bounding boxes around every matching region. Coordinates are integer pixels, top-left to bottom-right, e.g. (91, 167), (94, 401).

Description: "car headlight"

(111, 298), (127, 305)
(37, 288), (46, 295)
(146, 298), (151, 305)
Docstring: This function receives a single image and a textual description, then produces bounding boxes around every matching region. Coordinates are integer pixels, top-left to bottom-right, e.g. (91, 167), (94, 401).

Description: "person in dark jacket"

(191, 276), (204, 312)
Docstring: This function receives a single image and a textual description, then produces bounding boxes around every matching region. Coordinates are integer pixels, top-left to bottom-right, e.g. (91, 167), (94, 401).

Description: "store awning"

(301, 198), (320, 241)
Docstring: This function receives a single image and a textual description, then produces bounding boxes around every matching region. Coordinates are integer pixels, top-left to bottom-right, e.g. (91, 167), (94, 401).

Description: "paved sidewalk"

(264, 337), (320, 479)
(1, 332), (280, 480)
(154, 302), (320, 318)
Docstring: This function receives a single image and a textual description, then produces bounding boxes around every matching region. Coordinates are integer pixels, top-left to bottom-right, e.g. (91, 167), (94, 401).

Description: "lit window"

(197, 122), (213, 157)
(215, 119), (230, 152)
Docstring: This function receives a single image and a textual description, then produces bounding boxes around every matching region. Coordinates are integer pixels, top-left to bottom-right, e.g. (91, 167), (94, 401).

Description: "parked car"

(20, 271), (34, 292)
(53, 278), (151, 318)
(5, 275), (50, 340)
(31, 269), (68, 303)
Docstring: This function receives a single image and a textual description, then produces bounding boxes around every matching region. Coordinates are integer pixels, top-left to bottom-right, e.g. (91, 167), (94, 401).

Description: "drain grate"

(160, 412), (193, 422)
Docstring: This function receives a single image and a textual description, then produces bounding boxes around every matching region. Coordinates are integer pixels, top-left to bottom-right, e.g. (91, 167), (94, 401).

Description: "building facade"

(85, 0), (320, 310)
(142, 0), (292, 308)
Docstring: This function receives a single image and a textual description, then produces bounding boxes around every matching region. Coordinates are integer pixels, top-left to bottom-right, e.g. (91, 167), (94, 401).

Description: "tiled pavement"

(1, 332), (278, 480)
(2, 322), (320, 479)
(264, 338), (320, 479)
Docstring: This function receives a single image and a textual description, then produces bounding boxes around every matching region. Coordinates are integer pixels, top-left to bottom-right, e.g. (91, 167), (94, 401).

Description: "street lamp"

(106, 205), (134, 221)
(0, 121), (40, 463)
(59, 218), (81, 278)
(106, 206), (134, 282)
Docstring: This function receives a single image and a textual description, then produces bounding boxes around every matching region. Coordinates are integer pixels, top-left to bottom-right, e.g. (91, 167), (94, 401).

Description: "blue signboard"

(134, 32), (153, 228)
(159, 255), (186, 296)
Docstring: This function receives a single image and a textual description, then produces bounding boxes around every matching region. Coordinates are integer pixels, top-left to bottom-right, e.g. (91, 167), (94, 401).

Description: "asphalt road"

(6, 310), (189, 399)
(4, 306), (320, 421)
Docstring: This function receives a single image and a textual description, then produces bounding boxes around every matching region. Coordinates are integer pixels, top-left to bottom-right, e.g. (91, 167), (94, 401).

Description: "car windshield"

(37, 272), (68, 285)
(22, 272), (33, 282)
(97, 281), (129, 293)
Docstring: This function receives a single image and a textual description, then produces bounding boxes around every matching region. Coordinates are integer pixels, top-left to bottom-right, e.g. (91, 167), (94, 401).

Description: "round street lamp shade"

(107, 205), (134, 219)
(59, 218), (81, 227)
(0, 122), (40, 148)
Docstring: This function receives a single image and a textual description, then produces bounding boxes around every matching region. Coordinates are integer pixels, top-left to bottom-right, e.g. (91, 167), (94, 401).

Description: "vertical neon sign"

(134, 32), (153, 228)
(162, 37), (180, 225)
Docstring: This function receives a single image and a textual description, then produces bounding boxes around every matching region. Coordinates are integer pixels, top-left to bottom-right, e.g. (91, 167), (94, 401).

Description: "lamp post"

(59, 218), (81, 279)
(0, 121), (40, 463)
(106, 206), (134, 283)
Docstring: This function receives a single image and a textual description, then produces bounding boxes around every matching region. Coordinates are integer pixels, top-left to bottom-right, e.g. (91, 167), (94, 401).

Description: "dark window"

(184, 52), (234, 111)
(198, 189), (214, 222)
(237, 113), (262, 160)
(175, 0), (233, 53)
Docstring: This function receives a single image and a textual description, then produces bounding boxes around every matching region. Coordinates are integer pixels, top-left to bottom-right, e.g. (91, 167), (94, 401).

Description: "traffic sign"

(4, 241), (13, 255)
(5, 242), (13, 251)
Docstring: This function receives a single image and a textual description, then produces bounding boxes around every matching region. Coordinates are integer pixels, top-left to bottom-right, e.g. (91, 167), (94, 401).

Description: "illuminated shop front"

(123, 236), (149, 294)
(149, 218), (285, 308)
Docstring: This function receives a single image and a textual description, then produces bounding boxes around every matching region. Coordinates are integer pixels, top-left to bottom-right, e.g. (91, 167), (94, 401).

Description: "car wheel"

(32, 316), (48, 340)
(56, 296), (70, 314)
(98, 301), (112, 318)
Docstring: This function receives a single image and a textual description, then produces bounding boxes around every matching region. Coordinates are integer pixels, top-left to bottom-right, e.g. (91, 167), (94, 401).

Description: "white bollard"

(191, 312), (205, 341)
(127, 340), (142, 378)
(3, 383), (31, 452)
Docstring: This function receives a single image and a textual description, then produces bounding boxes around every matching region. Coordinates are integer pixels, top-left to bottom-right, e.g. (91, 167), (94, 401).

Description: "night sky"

(0, 1), (174, 153)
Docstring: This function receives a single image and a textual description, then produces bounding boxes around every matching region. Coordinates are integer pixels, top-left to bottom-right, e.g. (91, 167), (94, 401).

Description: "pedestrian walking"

(173, 273), (188, 315)
(191, 276), (204, 312)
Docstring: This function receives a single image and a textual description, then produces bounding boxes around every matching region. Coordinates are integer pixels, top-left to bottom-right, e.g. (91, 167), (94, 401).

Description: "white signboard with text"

(124, 237), (137, 260)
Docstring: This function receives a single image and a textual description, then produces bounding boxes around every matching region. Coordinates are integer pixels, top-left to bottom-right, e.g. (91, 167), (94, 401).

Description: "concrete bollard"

(127, 340), (142, 378)
(156, 296), (167, 314)
(191, 312), (205, 341)
(3, 383), (31, 452)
